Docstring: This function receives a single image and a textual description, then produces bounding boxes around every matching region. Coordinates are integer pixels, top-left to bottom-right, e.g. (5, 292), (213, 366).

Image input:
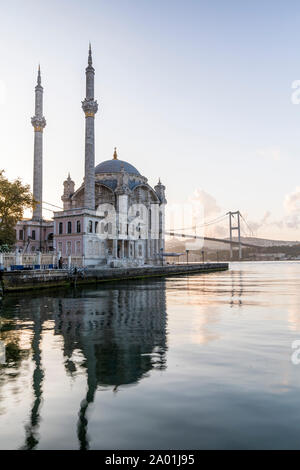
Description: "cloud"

(0, 80), (6, 106)
(283, 187), (300, 229)
(190, 188), (221, 217)
(257, 146), (281, 162)
(284, 187), (300, 214)
(248, 211), (271, 232)
(183, 186), (300, 241)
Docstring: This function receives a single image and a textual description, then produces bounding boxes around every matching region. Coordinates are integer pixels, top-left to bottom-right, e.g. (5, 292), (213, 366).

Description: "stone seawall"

(0, 263), (228, 293)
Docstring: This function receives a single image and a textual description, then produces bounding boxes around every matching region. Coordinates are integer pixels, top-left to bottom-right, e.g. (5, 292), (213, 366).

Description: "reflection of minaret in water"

(21, 304), (45, 450)
(77, 341), (98, 450)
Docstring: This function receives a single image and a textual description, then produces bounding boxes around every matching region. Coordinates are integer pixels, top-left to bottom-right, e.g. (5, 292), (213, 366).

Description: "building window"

(138, 244), (143, 257)
(59, 222), (63, 234)
(19, 230), (24, 240)
(88, 240), (93, 255)
(32, 230), (36, 240)
(130, 243), (133, 257)
(101, 242), (105, 256)
(76, 220), (81, 233)
(88, 220), (93, 233)
(95, 221), (98, 233)
(67, 241), (72, 256)
(159, 211), (163, 234)
(67, 221), (72, 234)
(76, 241), (81, 254)
(94, 240), (100, 256)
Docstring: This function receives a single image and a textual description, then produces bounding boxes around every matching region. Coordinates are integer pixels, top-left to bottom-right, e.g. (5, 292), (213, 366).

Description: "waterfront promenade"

(0, 263), (228, 293)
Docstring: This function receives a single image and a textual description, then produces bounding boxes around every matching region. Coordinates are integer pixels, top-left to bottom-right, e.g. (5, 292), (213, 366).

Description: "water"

(1, 261), (300, 449)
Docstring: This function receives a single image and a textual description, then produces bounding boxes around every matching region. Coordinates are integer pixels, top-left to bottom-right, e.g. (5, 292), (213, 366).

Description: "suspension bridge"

(165, 210), (260, 259)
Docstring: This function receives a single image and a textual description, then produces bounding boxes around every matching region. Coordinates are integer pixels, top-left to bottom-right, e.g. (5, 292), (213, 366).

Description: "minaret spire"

(82, 44), (98, 209)
(88, 42), (92, 66)
(31, 65), (46, 220)
(37, 64), (41, 86)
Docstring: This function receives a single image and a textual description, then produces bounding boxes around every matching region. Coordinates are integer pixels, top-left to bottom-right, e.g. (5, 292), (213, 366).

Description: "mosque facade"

(15, 46), (166, 267)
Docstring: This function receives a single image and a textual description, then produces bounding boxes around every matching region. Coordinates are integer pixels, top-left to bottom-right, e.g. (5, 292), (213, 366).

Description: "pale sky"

(1, 0), (300, 240)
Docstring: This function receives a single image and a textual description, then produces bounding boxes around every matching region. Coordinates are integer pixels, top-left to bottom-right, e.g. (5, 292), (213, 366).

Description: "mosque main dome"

(95, 159), (140, 176)
(95, 149), (140, 176)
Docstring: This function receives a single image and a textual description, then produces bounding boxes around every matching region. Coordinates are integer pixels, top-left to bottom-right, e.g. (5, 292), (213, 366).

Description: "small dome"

(95, 159), (140, 176)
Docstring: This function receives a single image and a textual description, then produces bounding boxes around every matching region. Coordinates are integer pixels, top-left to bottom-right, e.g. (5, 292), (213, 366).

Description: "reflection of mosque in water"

(56, 284), (167, 385)
(0, 281), (167, 449)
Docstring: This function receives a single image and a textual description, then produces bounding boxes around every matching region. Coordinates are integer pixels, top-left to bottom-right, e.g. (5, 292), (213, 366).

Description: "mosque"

(15, 46), (166, 267)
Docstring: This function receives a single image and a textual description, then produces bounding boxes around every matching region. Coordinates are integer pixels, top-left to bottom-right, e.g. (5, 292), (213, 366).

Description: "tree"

(0, 171), (35, 248)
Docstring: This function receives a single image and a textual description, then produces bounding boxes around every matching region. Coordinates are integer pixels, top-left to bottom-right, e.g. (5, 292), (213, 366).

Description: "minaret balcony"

(82, 98), (98, 117)
(31, 116), (46, 131)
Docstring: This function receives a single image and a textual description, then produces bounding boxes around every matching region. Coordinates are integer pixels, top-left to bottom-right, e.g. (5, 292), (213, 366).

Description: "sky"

(1, 0), (300, 240)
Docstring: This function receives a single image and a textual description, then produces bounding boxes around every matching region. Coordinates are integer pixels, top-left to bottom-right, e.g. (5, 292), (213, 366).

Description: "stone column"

(113, 239), (117, 258)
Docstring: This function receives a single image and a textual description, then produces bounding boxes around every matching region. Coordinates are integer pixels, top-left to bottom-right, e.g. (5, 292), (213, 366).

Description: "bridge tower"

(228, 211), (242, 259)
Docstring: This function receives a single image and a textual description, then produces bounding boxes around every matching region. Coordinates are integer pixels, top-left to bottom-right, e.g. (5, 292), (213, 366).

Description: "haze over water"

(1, 262), (300, 449)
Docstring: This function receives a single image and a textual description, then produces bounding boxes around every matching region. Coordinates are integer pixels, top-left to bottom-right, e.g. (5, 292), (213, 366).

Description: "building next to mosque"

(15, 46), (166, 267)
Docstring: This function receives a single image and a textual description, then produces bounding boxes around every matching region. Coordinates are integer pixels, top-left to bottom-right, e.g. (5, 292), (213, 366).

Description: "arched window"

(88, 221), (93, 233)
(95, 221), (98, 233)
(67, 221), (72, 234)
(76, 220), (81, 233)
(67, 241), (72, 255)
(59, 222), (63, 234)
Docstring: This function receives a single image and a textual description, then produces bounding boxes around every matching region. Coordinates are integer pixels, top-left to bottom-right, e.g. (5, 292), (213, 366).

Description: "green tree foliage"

(0, 171), (35, 248)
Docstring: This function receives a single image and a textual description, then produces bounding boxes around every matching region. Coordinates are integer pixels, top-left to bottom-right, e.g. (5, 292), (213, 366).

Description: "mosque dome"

(95, 148), (140, 176)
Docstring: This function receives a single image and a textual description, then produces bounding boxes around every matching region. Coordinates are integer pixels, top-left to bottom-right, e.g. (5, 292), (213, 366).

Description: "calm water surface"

(1, 261), (300, 449)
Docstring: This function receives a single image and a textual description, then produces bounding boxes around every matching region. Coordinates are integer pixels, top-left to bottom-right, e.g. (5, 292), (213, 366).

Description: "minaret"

(61, 173), (75, 210)
(82, 43), (98, 209)
(31, 66), (46, 220)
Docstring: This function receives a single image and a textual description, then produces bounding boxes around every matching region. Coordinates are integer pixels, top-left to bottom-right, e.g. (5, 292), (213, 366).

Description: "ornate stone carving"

(154, 179), (167, 204)
(82, 98), (98, 117)
(115, 165), (131, 195)
(31, 115), (46, 131)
